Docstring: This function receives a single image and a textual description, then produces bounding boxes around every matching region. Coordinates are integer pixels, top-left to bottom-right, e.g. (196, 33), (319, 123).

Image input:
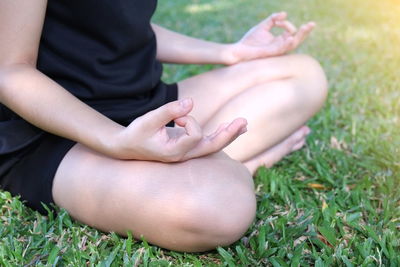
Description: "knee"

(292, 54), (328, 109)
(171, 154), (256, 251)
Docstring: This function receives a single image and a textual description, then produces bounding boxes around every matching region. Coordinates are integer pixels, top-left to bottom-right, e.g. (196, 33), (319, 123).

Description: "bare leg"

(51, 54), (326, 252)
(178, 54), (327, 172)
(52, 144), (256, 252)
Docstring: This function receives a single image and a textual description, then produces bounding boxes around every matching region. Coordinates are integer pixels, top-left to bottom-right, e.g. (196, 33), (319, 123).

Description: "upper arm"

(0, 0), (48, 67)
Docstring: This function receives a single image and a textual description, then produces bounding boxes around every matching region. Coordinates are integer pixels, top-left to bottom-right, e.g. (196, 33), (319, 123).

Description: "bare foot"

(244, 126), (311, 174)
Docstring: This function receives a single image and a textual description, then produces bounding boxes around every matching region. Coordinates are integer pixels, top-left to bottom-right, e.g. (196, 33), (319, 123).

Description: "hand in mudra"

(109, 98), (247, 162)
(229, 12), (315, 63)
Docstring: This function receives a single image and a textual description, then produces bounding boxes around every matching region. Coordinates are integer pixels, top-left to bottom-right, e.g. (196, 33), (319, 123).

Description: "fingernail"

(179, 98), (191, 108)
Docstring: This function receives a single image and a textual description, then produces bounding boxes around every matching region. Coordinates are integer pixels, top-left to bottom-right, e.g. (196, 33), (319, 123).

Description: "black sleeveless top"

(0, 0), (176, 155)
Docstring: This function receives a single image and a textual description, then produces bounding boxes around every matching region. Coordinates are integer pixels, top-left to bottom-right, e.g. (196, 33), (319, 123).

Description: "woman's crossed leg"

(53, 147), (256, 252)
(52, 54), (327, 252)
(179, 54), (328, 173)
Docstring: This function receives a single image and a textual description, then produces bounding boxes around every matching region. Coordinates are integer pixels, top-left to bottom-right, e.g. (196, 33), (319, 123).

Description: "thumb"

(139, 98), (193, 132)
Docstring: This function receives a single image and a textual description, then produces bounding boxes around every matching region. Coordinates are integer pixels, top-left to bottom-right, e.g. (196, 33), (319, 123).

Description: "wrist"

(91, 121), (127, 159)
(220, 43), (242, 66)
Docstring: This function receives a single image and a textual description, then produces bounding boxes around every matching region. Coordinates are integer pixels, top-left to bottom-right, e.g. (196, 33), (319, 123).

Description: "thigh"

(52, 143), (256, 251)
(178, 54), (326, 125)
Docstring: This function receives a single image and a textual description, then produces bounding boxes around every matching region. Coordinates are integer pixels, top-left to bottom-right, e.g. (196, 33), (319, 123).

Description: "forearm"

(0, 64), (123, 156)
(152, 24), (237, 65)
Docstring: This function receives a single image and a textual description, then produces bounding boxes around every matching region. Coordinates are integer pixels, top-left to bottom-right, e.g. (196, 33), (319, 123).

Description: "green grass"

(1, 0), (399, 265)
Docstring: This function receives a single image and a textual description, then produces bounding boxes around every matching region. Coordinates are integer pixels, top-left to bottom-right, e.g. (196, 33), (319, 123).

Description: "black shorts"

(0, 133), (75, 214)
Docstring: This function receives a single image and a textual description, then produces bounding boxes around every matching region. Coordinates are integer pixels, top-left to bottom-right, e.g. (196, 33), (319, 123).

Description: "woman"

(0, 0), (327, 252)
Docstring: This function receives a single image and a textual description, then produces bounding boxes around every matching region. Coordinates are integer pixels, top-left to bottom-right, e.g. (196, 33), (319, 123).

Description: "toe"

(291, 138), (306, 151)
(303, 126), (311, 135)
(291, 126), (308, 144)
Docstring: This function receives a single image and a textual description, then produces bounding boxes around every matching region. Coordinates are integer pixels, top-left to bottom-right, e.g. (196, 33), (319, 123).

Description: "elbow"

(0, 66), (9, 99)
(0, 63), (36, 100)
(0, 49), (38, 68)
(0, 67), (12, 101)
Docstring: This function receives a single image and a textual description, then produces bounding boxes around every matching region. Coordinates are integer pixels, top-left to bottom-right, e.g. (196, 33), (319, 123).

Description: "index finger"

(274, 20), (297, 35)
(172, 115), (203, 152)
(139, 98), (193, 133)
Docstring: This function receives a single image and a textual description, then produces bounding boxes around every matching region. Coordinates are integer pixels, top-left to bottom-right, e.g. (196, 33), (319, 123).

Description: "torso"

(37, 0), (167, 124)
(0, 0), (176, 156)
